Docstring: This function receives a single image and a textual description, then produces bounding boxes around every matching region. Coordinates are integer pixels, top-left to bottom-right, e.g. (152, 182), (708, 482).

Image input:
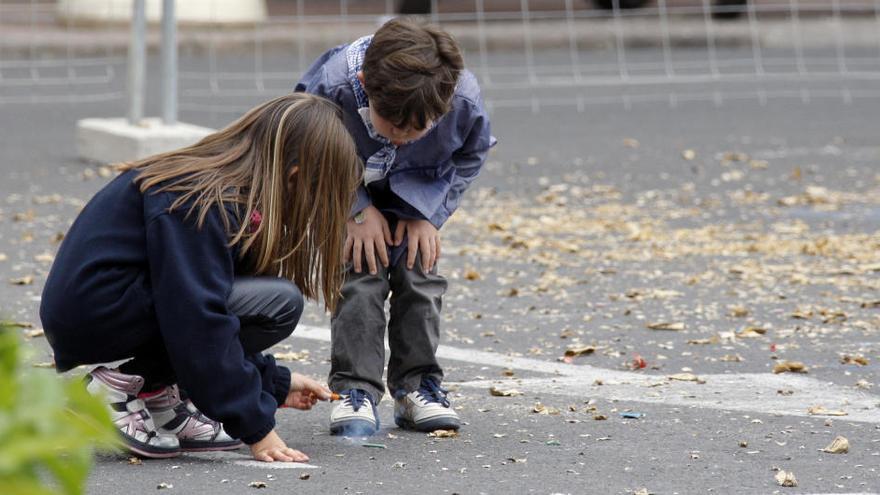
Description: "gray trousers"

(329, 253), (448, 403)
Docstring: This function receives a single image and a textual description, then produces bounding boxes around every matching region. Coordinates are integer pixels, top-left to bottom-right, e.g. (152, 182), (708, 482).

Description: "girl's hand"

(284, 373), (331, 410)
(394, 219), (440, 272)
(344, 205), (393, 275)
(250, 429), (309, 463)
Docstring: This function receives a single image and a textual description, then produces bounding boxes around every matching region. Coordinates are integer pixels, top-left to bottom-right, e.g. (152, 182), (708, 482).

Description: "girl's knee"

(270, 279), (304, 335)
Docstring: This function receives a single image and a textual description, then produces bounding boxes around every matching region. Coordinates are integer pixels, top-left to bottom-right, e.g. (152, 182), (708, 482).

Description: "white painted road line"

(185, 451), (321, 469)
(294, 325), (880, 423)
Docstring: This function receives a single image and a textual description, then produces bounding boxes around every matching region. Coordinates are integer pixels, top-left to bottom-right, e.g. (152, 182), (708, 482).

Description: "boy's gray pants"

(329, 254), (447, 403)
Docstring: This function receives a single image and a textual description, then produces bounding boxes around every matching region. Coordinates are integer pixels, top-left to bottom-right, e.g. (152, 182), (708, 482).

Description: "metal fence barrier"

(1, 0), (879, 112)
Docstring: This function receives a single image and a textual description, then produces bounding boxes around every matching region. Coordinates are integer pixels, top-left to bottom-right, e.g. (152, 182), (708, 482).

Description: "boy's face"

(357, 71), (433, 147)
(367, 106), (433, 147)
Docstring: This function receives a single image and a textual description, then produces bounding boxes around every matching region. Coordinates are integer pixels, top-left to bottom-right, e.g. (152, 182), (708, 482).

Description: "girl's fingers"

(270, 449), (294, 462)
(255, 451), (274, 463)
(284, 448), (309, 462)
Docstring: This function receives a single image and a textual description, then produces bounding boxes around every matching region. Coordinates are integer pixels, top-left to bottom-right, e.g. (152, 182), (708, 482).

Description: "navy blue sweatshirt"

(40, 169), (290, 444)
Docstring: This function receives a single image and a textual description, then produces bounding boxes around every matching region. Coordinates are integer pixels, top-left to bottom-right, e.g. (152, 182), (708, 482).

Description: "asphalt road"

(1, 47), (878, 494)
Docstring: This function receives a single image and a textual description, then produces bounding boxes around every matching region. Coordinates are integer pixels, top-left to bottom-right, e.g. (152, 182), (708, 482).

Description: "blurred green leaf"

(0, 320), (117, 494)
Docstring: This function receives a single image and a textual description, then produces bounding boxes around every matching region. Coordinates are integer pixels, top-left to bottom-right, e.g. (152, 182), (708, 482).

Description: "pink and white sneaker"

(86, 367), (181, 459)
(143, 385), (241, 452)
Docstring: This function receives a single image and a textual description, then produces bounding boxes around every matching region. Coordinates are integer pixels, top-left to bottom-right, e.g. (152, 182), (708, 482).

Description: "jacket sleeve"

(428, 100), (496, 228)
(294, 45), (345, 97)
(295, 46), (371, 219)
(145, 205), (289, 445)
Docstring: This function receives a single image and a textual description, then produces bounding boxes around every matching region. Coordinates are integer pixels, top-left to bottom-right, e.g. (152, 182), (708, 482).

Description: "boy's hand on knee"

(344, 205), (392, 275)
(284, 372), (332, 410)
(250, 429), (309, 463)
(394, 219), (440, 272)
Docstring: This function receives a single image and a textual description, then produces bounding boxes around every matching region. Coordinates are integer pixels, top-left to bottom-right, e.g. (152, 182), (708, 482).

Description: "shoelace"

(416, 378), (450, 408)
(176, 401), (220, 432)
(344, 389), (369, 412)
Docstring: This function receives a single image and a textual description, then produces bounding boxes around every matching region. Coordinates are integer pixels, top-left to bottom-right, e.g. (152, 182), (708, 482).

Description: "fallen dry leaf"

(668, 373), (705, 384)
(736, 326), (767, 338)
(791, 309), (813, 320)
(24, 328), (44, 339)
(157, 483), (173, 490)
(722, 151), (749, 162)
(854, 379), (873, 390)
(631, 355), (648, 369)
(820, 436), (849, 454)
(775, 470), (798, 487)
(273, 351), (309, 362)
(8, 275), (34, 286)
(463, 268), (481, 281)
(564, 345), (596, 357)
(840, 355), (869, 366)
(807, 405), (848, 416)
(532, 402), (561, 415)
(773, 361), (808, 374)
(2, 321), (34, 328)
(299, 473), (310, 480)
(728, 305), (749, 317)
(248, 481), (268, 488)
(623, 138), (640, 149)
(128, 457), (142, 465)
(34, 253), (54, 263)
(646, 322), (685, 331)
(489, 386), (523, 397)
(428, 429), (459, 438)
(681, 149), (696, 160)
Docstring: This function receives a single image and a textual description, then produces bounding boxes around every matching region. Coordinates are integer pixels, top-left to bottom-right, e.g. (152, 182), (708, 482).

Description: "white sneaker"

(143, 385), (241, 452)
(394, 377), (460, 432)
(86, 367), (181, 458)
(329, 389), (379, 436)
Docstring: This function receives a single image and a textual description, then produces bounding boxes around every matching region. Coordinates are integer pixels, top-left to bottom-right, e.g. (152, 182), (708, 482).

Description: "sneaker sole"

(329, 419), (378, 436)
(394, 415), (461, 432)
(180, 440), (243, 452)
(124, 438), (181, 459)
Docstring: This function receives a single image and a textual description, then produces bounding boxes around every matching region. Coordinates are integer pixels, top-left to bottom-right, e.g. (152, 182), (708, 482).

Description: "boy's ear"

(356, 70), (365, 86)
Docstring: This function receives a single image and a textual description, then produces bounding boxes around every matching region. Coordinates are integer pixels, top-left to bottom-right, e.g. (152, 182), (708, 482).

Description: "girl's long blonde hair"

(122, 93), (361, 312)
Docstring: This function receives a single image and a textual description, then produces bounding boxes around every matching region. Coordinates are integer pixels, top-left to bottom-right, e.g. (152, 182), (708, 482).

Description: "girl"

(40, 93), (361, 462)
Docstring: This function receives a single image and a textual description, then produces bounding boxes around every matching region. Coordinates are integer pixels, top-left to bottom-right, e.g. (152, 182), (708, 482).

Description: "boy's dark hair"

(362, 18), (464, 130)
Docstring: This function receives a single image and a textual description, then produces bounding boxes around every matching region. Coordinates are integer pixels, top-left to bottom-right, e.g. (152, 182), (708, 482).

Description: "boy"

(295, 18), (495, 435)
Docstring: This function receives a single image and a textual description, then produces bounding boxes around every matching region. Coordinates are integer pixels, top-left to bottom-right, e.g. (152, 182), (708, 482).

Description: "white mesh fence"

(1, 0), (879, 111)
(0, 0), (126, 104)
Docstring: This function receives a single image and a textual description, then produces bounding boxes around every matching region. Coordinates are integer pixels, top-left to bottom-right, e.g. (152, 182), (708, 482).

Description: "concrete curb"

(1, 18), (878, 57)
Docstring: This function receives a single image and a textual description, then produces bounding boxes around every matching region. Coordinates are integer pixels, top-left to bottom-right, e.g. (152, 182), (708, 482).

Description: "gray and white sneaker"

(329, 389), (379, 436)
(394, 377), (460, 432)
(86, 367), (181, 458)
(143, 385), (241, 452)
